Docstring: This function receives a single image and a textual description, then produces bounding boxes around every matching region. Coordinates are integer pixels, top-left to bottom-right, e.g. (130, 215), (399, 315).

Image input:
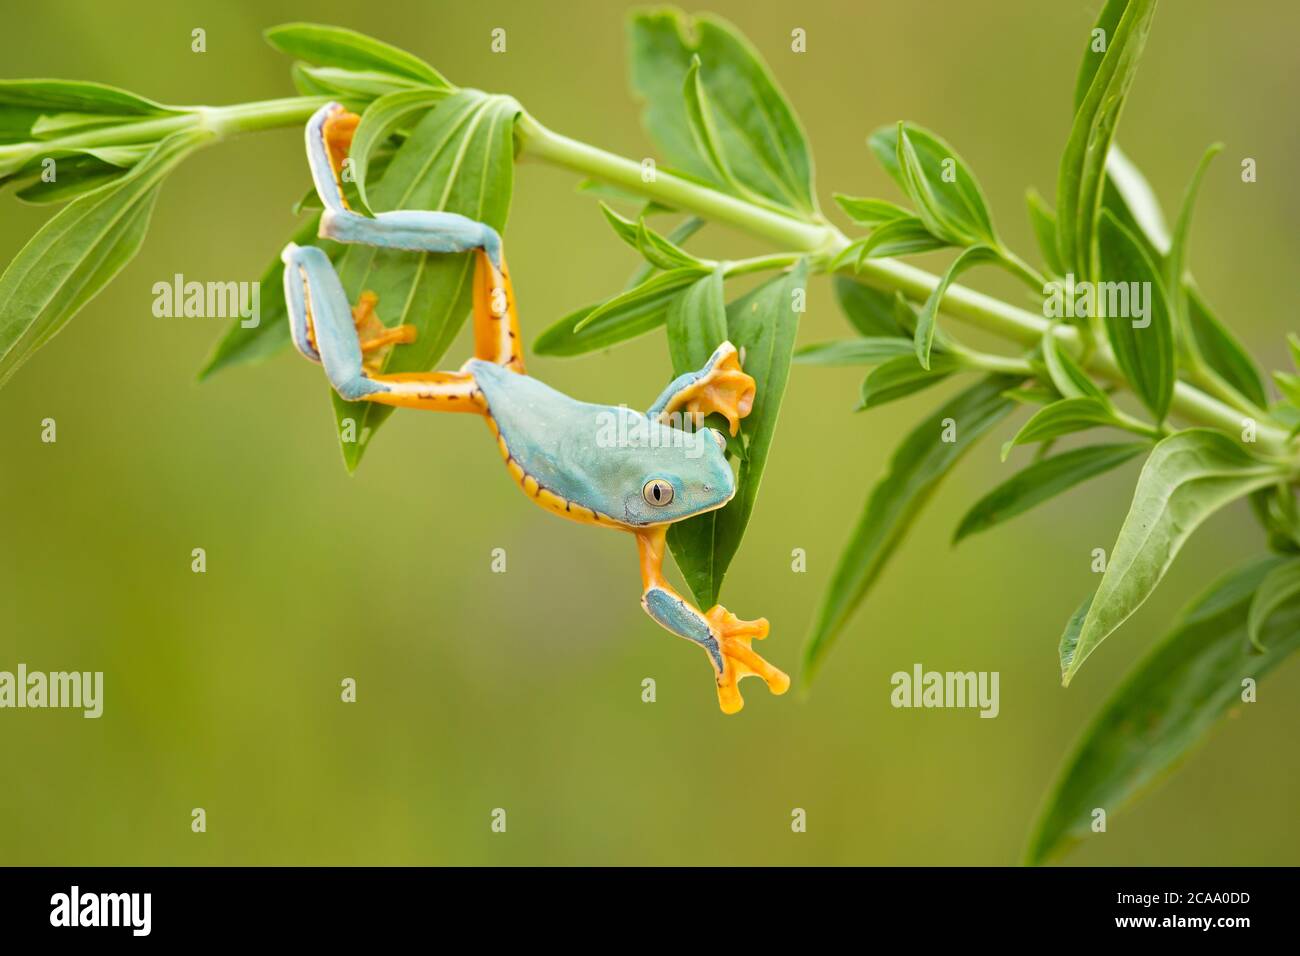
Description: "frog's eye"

(643, 478), (674, 506)
(710, 428), (727, 451)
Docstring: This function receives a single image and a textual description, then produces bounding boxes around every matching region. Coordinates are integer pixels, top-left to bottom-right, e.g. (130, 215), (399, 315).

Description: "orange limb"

(636, 526), (789, 714)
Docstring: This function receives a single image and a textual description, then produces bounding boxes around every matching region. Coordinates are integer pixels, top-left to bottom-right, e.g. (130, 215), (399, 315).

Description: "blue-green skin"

(470, 356), (736, 526)
(472, 355), (737, 671)
(286, 100), (738, 672)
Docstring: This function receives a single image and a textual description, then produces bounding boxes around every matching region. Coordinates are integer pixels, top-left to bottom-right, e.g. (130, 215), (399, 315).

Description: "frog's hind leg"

(304, 101), (525, 374)
(282, 242), (483, 413)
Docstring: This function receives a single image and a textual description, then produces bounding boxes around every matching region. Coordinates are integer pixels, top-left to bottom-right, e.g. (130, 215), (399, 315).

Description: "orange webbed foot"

(351, 291), (418, 373)
(705, 605), (790, 714)
(682, 345), (756, 436)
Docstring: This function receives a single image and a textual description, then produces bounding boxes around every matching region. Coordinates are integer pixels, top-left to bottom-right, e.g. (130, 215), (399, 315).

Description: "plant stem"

(33, 95), (1278, 454)
(514, 110), (1291, 454)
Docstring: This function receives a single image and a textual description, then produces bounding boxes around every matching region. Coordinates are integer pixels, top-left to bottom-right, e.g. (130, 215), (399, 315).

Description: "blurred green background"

(2, 0), (1298, 866)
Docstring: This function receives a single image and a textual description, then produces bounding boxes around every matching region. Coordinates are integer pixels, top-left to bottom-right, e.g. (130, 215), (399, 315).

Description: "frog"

(280, 102), (789, 713)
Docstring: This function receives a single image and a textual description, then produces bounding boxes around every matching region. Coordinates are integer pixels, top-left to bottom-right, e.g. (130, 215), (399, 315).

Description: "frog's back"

(468, 359), (630, 526)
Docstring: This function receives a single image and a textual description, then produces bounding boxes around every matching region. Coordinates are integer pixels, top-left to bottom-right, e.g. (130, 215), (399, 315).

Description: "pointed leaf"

(1248, 558), (1300, 652)
(833, 194), (911, 226)
(793, 337), (914, 367)
(1002, 397), (1124, 459)
(628, 10), (816, 214)
(870, 122), (996, 246)
(955, 442), (1147, 543)
(1056, 0), (1158, 277)
(0, 129), (210, 389)
(1025, 188), (1066, 277)
(1096, 209), (1175, 421)
(1027, 557), (1300, 865)
(914, 244), (999, 369)
(832, 275), (905, 337)
(802, 375), (1021, 683)
(1185, 284), (1267, 410)
(668, 263), (807, 606)
(349, 87), (448, 215)
(860, 353), (960, 409)
(265, 22), (450, 88)
(1062, 429), (1284, 685)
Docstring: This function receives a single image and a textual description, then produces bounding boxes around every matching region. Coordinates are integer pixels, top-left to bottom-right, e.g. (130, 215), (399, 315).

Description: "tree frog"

(281, 103), (789, 713)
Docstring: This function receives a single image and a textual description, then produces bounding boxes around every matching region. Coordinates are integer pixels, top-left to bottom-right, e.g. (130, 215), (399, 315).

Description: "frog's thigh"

(364, 371), (484, 412)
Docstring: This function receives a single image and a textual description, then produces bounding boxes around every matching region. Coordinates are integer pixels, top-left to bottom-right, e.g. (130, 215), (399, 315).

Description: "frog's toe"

(705, 605), (790, 714)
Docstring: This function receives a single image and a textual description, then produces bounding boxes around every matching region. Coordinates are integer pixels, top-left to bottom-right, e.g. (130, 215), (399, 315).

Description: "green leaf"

(1165, 143), (1222, 361)
(954, 443), (1146, 544)
(264, 22), (450, 88)
(10, 149), (150, 205)
(1100, 146), (1171, 264)
(1274, 371), (1300, 407)
(329, 91), (518, 470)
(914, 244), (999, 369)
(1057, 592), (1094, 676)
(0, 129), (210, 389)
(1001, 397), (1125, 459)
(1072, 0), (1128, 110)
(1027, 556), (1300, 865)
(802, 375), (1021, 683)
(573, 266), (706, 334)
(1096, 209), (1175, 421)
(1002, 384), (1060, 407)
(199, 213), (344, 380)
(292, 65), (424, 102)
(681, 56), (738, 195)
(833, 194), (911, 226)
(599, 203), (704, 271)
(1247, 558), (1300, 652)
(628, 9), (816, 214)
(1041, 324), (1108, 403)
(534, 301), (667, 357)
(1025, 188), (1066, 277)
(348, 88), (447, 215)
(0, 78), (176, 116)
(1062, 429), (1284, 685)
(793, 337), (914, 367)
(832, 276), (905, 337)
(1185, 282), (1267, 410)
(665, 267), (728, 379)
(869, 122), (996, 246)
(1056, 0), (1158, 278)
(668, 262), (807, 606)
(860, 353), (960, 409)
(843, 217), (950, 264)
(533, 219), (705, 358)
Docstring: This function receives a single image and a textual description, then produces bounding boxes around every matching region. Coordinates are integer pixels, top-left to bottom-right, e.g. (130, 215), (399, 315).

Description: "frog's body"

(472, 357), (736, 528)
(283, 102), (788, 713)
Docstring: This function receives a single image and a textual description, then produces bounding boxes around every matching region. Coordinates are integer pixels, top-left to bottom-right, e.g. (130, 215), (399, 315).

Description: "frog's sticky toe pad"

(706, 605), (790, 714)
(684, 347), (756, 436)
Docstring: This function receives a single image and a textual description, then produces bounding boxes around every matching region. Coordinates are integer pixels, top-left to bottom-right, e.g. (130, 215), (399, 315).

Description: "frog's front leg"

(647, 341), (756, 436)
(635, 526), (789, 714)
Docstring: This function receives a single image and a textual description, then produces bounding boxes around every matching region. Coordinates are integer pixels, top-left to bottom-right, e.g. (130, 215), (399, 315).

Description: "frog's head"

(620, 426), (736, 527)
